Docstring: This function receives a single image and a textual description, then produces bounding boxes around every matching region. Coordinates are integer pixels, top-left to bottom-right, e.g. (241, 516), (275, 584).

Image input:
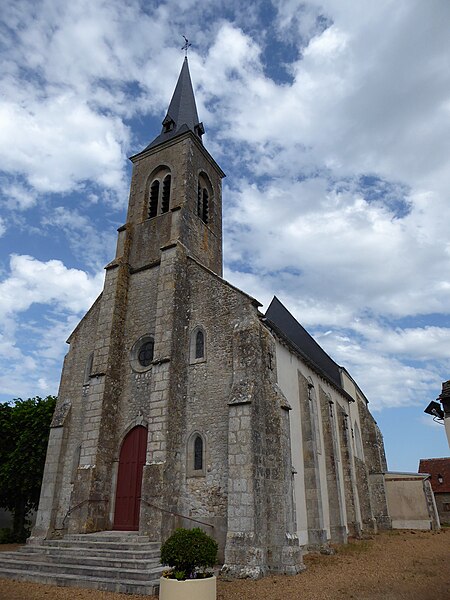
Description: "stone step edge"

(18, 547), (159, 563)
(24, 545), (161, 555)
(0, 558), (164, 572)
(40, 540), (159, 549)
(23, 546), (160, 556)
(0, 569), (160, 594)
(23, 543), (159, 551)
(0, 567), (162, 585)
(62, 529), (150, 540)
(0, 558), (163, 577)
(43, 538), (158, 544)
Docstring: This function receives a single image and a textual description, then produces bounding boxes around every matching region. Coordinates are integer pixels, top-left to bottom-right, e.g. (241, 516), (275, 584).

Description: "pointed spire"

(144, 57), (204, 151)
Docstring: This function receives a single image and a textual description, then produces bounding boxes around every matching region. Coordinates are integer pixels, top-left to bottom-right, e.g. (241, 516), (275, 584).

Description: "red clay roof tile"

(419, 457), (450, 493)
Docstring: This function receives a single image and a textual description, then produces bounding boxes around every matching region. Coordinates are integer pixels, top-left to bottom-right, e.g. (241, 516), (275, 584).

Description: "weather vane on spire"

(182, 35), (191, 57)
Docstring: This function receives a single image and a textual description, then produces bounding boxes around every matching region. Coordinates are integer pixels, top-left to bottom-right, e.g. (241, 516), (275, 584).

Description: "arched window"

(202, 189), (209, 223)
(187, 432), (206, 476)
(161, 174), (171, 213)
(197, 183), (202, 218)
(194, 435), (203, 471)
(195, 330), (204, 359)
(196, 186), (209, 224)
(149, 180), (160, 218)
(147, 167), (171, 219)
(190, 326), (206, 363)
(197, 173), (212, 225)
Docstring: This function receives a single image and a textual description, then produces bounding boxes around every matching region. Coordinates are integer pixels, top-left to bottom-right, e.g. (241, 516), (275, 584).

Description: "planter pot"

(159, 575), (216, 600)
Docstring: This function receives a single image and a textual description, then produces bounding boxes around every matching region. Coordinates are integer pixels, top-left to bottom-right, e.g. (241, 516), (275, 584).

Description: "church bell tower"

(118, 57), (225, 276)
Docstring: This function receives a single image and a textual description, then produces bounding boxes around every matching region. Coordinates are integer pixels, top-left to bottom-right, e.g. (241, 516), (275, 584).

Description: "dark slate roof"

(143, 57), (204, 152)
(265, 296), (342, 389)
(419, 457), (450, 493)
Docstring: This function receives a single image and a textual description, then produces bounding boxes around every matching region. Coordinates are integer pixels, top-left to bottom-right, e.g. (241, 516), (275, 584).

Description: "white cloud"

(354, 322), (450, 362)
(37, 377), (50, 392)
(41, 206), (117, 270)
(0, 254), (104, 401)
(313, 327), (442, 410)
(0, 217), (5, 237)
(224, 178), (450, 320)
(0, 0), (168, 203)
(192, 2), (450, 202)
(1, 3), (260, 206)
(2, 183), (38, 210)
(0, 95), (129, 198)
(0, 254), (104, 319)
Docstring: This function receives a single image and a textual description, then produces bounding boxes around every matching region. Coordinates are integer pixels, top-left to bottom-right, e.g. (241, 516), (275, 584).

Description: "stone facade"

(32, 58), (391, 577)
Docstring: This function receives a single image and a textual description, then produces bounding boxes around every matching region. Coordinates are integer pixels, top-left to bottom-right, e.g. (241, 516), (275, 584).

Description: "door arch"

(113, 425), (147, 531)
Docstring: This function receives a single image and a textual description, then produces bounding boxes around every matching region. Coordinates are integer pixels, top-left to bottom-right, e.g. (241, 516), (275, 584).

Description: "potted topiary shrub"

(159, 527), (218, 600)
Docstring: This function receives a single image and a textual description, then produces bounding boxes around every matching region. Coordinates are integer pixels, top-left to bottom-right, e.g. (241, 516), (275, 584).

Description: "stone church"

(32, 58), (391, 577)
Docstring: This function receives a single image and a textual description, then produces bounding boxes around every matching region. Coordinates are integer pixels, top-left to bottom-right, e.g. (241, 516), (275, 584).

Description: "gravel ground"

(0, 529), (449, 600)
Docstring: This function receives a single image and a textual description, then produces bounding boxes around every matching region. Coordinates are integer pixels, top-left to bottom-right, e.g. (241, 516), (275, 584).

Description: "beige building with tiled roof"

(419, 457), (450, 525)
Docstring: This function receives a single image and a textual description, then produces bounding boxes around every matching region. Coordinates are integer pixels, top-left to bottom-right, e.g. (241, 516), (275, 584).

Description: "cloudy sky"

(1, 0), (449, 471)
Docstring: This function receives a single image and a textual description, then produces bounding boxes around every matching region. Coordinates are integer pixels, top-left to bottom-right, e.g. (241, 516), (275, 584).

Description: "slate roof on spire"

(144, 57), (204, 151)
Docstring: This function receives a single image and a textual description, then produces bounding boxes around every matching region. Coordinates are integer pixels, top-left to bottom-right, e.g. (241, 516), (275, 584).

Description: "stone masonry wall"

(358, 401), (391, 530)
(319, 388), (347, 544)
(353, 457), (376, 532)
(158, 254), (259, 559)
(32, 297), (102, 540)
(142, 254), (303, 575)
(336, 404), (361, 537)
(69, 257), (130, 533)
(114, 266), (159, 440)
(298, 371), (326, 547)
(224, 317), (302, 576)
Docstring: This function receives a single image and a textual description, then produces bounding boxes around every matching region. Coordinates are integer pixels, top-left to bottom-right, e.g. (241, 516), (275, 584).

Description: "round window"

(138, 340), (154, 367)
(130, 335), (155, 373)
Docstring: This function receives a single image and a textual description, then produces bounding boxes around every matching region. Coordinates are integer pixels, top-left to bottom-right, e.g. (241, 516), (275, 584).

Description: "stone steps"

(17, 545), (160, 562)
(65, 533), (151, 542)
(0, 567), (159, 595)
(37, 539), (159, 551)
(0, 553), (162, 579)
(0, 532), (163, 595)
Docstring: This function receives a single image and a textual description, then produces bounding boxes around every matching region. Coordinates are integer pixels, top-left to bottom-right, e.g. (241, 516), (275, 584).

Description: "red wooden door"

(113, 426), (147, 531)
